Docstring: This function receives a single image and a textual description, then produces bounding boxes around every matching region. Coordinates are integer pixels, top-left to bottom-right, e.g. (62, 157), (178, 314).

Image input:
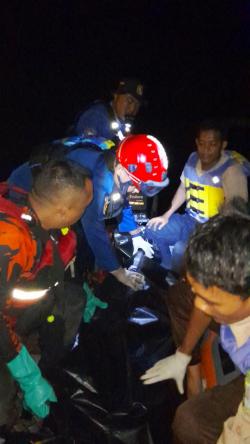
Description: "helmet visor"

(140, 177), (169, 197)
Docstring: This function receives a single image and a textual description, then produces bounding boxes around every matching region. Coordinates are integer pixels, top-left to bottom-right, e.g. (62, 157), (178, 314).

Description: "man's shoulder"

(75, 101), (113, 137)
(224, 150), (250, 175)
(67, 146), (106, 173)
(217, 152), (244, 175)
(222, 161), (245, 178)
(184, 152), (197, 167)
(0, 215), (30, 252)
(0, 216), (35, 281)
(84, 100), (110, 116)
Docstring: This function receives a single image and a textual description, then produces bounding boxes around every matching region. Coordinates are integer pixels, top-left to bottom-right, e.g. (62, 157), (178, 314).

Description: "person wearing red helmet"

(114, 134), (169, 276)
(116, 134), (169, 197)
(8, 134), (169, 292)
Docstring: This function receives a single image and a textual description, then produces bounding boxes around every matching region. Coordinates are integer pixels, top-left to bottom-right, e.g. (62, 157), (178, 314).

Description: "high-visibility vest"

(183, 151), (250, 222)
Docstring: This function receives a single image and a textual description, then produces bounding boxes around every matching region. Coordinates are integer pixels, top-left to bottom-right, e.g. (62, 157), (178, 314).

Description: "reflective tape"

(12, 287), (49, 301)
(11, 281), (59, 301)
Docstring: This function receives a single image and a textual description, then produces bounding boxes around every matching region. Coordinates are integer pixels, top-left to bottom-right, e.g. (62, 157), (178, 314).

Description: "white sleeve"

(180, 170), (185, 184)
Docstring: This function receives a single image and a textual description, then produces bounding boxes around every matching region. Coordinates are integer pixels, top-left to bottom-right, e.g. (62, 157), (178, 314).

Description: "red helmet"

(116, 134), (169, 196)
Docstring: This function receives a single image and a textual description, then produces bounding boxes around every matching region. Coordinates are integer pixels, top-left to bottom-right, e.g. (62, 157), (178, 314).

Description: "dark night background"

(2, 0), (250, 207)
(1, 4), (250, 441)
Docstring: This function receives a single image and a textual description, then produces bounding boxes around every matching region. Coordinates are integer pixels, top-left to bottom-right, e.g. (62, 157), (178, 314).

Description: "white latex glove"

(140, 350), (191, 394)
(111, 267), (145, 291)
(132, 235), (154, 259)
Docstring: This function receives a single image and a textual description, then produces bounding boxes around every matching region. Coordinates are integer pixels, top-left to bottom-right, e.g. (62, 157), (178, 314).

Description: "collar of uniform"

(110, 101), (123, 123)
(22, 201), (50, 244)
(229, 316), (250, 348)
(22, 202), (39, 227)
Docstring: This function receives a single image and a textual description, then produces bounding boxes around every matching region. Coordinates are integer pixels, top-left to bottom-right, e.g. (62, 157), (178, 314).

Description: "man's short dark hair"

(186, 204), (250, 298)
(196, 119), (228, 140)
(32, 159), (91, 201)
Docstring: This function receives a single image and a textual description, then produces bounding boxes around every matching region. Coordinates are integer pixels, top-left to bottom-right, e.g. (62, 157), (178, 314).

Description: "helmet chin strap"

(117, 175), (132, 196)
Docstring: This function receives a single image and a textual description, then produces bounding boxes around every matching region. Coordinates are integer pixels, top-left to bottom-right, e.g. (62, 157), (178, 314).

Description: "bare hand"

(111, 268), (145, 291)
(147, 215), (169, 231)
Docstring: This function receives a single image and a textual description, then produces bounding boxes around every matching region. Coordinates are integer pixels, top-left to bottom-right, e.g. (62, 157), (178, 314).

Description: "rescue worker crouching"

(107, 134), (169, 287)
(8, 134), (169, 291)
(142, 203), (250, 444)
(0, 160), (92, 427)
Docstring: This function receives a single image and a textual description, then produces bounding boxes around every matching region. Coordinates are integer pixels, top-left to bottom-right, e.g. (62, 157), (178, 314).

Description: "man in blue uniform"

(74, 78), (144, 142)
(8, 134), (169, 291)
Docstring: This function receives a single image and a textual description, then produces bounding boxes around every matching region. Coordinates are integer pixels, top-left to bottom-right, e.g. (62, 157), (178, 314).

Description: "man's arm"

(179, 306), (211, 355)
(0, 225), (28, 362)
(81, 210), (120, 272)
(147, 182), (186, 230)
(118, 205), (138, 233)
(81, 203), (145, 290)
(222, 164), (248, 203)
(165, 181), (187, 218)
(75, 104), (111, 139)
(117, 205), (154, 258)
(141, 305), (211, 390)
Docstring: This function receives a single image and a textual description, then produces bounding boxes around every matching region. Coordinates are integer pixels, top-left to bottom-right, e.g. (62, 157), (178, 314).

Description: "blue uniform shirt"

(75, 102), (128, 142)
(67, 148), (137, 271)
(8, 148), (137, 272)
(8, 162), (32, 192)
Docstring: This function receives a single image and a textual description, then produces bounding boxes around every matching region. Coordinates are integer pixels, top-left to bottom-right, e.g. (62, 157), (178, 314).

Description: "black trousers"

(0, 362), (18, 427)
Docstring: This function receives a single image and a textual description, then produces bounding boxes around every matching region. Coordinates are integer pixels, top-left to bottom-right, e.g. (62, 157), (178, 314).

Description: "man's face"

(187, 273), (250, 324)
(114, 163), (139, 195)
(195, 129), (227, 171)
(113, 94), (140, 120)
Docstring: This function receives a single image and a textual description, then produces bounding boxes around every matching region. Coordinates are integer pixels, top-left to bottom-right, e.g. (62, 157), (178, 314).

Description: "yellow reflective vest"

(183, 151), (250, 222)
